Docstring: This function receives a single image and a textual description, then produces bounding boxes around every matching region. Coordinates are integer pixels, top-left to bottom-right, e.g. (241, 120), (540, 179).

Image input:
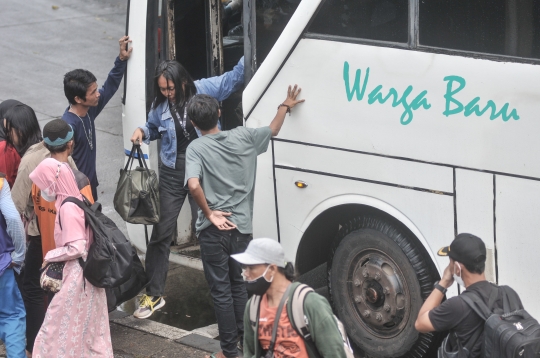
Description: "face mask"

(244, 265), (273, 296)
(453, 262), (466, 288)
(41, 188), (56, 202)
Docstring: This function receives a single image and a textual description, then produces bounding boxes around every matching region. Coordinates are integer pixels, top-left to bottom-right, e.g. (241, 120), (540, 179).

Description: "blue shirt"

(0, 179), (25, 275)
(63, 56), (127, 190)
(140, 57), (245, 169)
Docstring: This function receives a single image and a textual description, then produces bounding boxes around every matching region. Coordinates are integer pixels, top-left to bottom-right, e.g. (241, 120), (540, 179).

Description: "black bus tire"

(328, 216), (439, 358)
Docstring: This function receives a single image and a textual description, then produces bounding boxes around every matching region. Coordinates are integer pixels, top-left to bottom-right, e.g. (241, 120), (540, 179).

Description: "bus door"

(167, 0), (299, 130)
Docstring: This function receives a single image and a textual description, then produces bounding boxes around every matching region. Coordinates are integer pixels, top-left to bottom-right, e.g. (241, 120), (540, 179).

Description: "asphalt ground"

(0, 0), (215, 356)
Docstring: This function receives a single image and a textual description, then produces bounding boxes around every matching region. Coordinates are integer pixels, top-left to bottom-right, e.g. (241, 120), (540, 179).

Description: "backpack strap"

(289, 283), (315, 341)
(499, 286), (522, 313)
(460, 290), (492, 321)
(267, 284), (294, 356)
(249, 295), (262, 332)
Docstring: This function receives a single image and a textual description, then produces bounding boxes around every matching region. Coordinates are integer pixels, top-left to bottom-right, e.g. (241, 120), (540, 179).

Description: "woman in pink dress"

(29, 158), (112, 357)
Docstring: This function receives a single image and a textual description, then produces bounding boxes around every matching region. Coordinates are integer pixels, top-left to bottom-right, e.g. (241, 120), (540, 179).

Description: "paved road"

(0, 0), (214, 356)
(1, 0), (130, 233)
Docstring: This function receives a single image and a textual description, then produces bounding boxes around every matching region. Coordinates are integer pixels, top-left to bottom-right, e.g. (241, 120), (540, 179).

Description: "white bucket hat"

(231, 238), (287, 268)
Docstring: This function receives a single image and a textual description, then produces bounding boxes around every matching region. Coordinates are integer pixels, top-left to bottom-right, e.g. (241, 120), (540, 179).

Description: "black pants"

(199, 225), (252, 358)
(145, 154), (198, 296)
(21, 236), (53, 353)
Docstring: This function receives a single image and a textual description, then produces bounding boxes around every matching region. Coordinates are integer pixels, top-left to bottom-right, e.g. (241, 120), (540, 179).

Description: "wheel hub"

(351, 253), (407, 333)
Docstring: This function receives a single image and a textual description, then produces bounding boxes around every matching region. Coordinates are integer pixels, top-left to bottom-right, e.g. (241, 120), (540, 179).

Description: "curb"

(109, 310), (221, 353)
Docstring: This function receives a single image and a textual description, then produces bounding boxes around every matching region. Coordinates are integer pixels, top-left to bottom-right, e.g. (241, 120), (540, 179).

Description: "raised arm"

(94, 36), (133, 116)
(269, 85), (305, 137)
(195, 57), (244, 101)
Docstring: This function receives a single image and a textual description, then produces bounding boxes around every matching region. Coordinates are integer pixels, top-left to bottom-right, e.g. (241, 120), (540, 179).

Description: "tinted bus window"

(256, 0), (301, 65)
(420, 0), (540, 60)
(308, 0), (409, 43)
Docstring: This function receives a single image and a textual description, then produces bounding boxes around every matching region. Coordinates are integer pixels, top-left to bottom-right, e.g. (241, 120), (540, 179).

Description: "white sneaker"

(133, 294), (165, 319)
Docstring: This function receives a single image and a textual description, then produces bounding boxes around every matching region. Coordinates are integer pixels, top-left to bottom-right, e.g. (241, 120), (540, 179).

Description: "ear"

(74, 96), (83, 104)
(218, 109), (222, 118)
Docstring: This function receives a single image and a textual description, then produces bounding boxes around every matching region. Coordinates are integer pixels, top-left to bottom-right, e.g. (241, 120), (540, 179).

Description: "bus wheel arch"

(295, 201), (442, 357)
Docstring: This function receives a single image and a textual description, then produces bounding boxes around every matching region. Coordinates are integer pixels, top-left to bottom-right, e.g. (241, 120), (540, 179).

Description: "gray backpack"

(249, 283), (354, 357)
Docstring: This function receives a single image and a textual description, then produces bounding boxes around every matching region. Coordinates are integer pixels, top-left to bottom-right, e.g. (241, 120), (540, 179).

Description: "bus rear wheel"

(328, 216), (439, 358)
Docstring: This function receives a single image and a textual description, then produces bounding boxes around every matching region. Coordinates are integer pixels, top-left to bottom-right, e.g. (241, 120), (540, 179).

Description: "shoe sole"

(133, 298), (166, 319)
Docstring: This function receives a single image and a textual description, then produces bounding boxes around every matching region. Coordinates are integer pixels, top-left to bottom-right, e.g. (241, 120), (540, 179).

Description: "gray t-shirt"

(185, 126), (272, 234)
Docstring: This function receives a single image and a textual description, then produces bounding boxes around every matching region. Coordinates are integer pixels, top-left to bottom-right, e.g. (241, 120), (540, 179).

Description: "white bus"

(123, 0), (540, 356)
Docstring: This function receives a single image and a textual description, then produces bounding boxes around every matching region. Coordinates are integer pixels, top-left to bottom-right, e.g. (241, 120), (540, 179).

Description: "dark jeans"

(21, 236), (53, 353)
(145, 154), (198, 296)
(199, 225), (252, 358)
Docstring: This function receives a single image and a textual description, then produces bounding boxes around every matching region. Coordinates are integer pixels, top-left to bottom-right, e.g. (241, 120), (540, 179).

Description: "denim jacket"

(140, 57), (244, 169)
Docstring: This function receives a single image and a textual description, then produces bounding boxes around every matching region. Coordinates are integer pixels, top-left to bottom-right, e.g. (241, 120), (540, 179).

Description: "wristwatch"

(433, 281), (447, 295)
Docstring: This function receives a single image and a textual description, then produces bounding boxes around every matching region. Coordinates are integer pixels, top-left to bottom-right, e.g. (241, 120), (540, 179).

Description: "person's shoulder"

(72, 169), (90, 189)
(437, 294), (473, 316)
(21, 142), (46, 160)
(298, 286), (333, 314)
(62, 109), (77, 124)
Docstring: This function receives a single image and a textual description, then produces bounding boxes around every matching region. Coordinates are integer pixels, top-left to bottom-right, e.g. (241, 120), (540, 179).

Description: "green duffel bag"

(114, 144), (160, 225)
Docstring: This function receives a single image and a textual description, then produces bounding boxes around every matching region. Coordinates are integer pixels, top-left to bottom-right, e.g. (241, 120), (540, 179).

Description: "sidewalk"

(110, 310), (223, 358)
(0, 310), (223, 358)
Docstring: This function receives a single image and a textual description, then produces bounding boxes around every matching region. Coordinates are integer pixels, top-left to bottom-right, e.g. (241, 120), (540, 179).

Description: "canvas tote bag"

(114, 144), (159, 225)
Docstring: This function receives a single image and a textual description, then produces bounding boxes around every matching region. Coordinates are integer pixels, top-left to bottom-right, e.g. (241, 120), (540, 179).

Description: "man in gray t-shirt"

(185, 87), (304, 358)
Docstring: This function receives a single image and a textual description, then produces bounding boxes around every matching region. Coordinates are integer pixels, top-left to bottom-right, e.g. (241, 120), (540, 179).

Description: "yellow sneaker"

(133, 294), (165, 319)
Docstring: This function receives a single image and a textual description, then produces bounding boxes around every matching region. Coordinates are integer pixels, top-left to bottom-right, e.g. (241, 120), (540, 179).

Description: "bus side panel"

(496, 176), (540, 318)
(252, 150), (279, 241)
(455, 169), (497, 282)
(259, 39), (540, 180)
(273, 168), (457, 296)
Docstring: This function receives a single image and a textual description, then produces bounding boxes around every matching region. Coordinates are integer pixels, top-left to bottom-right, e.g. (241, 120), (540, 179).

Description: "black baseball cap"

(437, 233), (486, 266)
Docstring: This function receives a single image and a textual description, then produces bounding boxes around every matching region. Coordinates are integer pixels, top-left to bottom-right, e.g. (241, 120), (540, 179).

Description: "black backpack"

(439, 285), (540, 358)
(461, 286), (540, 358)
(60, 197), (133, 288)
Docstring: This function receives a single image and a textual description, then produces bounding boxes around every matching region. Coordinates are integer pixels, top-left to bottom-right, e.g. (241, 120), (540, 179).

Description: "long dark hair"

(153, 60), (197, 110)
(4, 104), (42, 156)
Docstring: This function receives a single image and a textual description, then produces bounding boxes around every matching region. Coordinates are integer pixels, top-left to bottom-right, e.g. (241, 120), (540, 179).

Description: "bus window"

(307, 0), (409, 43)
(256, 0), (301, 66)
(419, 0), (540, 60)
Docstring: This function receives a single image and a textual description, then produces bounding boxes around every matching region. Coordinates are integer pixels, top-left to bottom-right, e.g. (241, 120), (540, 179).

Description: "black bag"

(461, 286), (540, 358)
(438, 330), (481, 358)
(105, 246), (148, 312)
(60, 197), (133, 288)
(114, 144), (159, 225)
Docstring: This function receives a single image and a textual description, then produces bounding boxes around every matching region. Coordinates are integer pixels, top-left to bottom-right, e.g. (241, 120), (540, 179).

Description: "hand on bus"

(209, 210), (237, 230)
(282, 84), (305, 109)
(119, 35), (133, 61)
(130, 128), (144, 144)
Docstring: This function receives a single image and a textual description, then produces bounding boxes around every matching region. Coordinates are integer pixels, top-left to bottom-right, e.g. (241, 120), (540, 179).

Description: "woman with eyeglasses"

(130, 57), (244, 319)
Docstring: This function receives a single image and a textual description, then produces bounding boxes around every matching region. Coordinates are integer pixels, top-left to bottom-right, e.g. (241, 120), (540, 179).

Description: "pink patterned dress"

(33, 202), (113, 357)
